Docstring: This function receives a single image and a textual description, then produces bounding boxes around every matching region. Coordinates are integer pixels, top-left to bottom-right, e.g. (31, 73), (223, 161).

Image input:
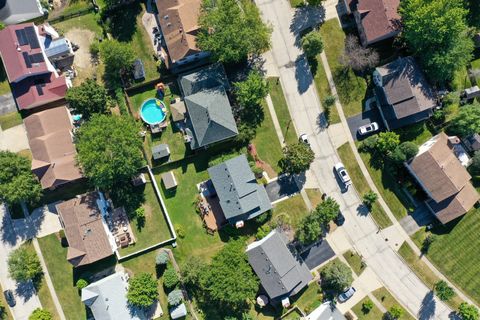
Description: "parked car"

(4, 290), (15, 307)
(338, 287), (356, 303)
(299, 133), (309, 145)
(334, 162), (352, 187)
(358, 122), (379, 136)
(335, 212), (345, 226)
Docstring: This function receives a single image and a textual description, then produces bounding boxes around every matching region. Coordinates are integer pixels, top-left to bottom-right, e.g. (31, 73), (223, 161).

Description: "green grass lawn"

(312, 56), (340, 124)
(267, 78), (298, 146)
(337, 143), (392, 229)
(451, 67), (472, 91)
(409, 209), (480, 305)
(289, 0), (305, 7)
(372, 287), (414, 320)
(394, 122), (434, 146)
(118, 180), (174, 256)
(319, 19), (368, 118)
(0, 62), (10, 96)
(52, 12), (104, 36)
(0, 112), (22, 130)
(343, 250), (365, 276)
(351, 297), (384, 320)
(272, 194), (309, 229)
(294, 283), (323, 314)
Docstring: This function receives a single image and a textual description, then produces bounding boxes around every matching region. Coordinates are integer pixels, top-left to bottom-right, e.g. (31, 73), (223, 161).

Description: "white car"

(358, 122), (379, 135)
(299, 133), (309, 145)
(334, 162), (352, 186)
(338, 287), (356, 303)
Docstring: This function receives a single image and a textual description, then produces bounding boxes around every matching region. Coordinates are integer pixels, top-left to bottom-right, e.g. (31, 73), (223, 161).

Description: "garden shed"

(161, 171), (177, 190)
(152, 144), (170, 160)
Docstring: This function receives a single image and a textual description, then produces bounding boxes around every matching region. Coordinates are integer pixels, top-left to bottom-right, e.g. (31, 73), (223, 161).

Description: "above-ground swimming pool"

(140, 98), (167, 125)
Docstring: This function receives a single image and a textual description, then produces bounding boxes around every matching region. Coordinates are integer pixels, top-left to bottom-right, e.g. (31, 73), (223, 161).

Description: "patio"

(106, 206), (136, 249)
(197, 181), (226, 233)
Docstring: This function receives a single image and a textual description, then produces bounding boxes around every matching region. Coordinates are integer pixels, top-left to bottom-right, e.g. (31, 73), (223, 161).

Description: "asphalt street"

(254, 0), (452, 317)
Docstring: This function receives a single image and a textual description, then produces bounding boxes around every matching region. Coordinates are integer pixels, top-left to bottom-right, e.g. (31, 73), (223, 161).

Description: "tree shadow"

(418, 290), (435, 320)
(295, 55), (313, 94)
(15, 280), (37, 302)
(105, 2), (143, 42)
(290, 5), (326, 47)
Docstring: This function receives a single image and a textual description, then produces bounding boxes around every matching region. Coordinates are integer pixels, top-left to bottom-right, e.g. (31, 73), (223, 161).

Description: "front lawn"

(267, 78), (298, 145)
(0, 63), (10, 96)
(337, 143), (392, 229)
(351, 297), (384, 320)
(372, 287), (415, 320)
(343, 250), (365, 276)
(312, 55), (340, 124)
(319, 19), (368, 118)
(410, 209), (480, 305)
(0, 112), (22, 130)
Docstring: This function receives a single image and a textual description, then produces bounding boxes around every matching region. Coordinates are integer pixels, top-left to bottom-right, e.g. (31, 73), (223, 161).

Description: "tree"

(0, 151), (42, 206)
(76, 115), (144, 190)
(296, 214), (322, 244)
(385, 306), (404, 320)
(301, 31), (324, 59)
(362, 299), (374, 313)
(449, 103), (480, 137)
(235, 123), (257, 145)
(362, 191), (378, 209)
(340, 35), (379, 72)
(279, 142), (315, 175)
(458, 303), (480, 320)
(398, 142), (419, 160)
(399, 0), (473, 83)
(375, 132), (400, 156)
(76, 279), (88, 290)
(197, 0), (271, 64)
(99, 39), (135, 84)
(180, 257), (207, 286)
(313, 197), (340, 226)
(0, 23), (5, 31)
(163, 265), (180, 290)
(434, 280), (455, 301)
(167, 289), (183, 306)
(305, 0), (322, 6)
(255, 224), (271, 240)
(29, 309), (52, 320)
(65, 79), (111, 119)
(156, 251), (169, 266)
(127, 273), (158, 308)
(320, 260), (353, 293)
(234, 71), (268, 108)
(8, 247), (42, 282)
(470, 151), (480, 176)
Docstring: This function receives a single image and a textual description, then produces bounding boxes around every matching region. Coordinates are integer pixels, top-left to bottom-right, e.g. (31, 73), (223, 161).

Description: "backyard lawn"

(0, 112), (22, 130)
(52, 12), (104, 36)
(337, 143), (392, 229)
(452, 66), (473, 91)
(372, 287), (415, 320)
(319, 19), (368, 118)
(410, 209), (480, 305)
(351, 297), (384, 320)
(267, 78), (298, 146)
(343, 250), (365, 276)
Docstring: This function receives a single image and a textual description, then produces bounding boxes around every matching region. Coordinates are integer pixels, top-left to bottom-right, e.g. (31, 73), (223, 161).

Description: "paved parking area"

(265, 175), (300, 203)
(0, 125), (29, 152)
(300, 239), (335, 270)
(346, 100), (384, 141)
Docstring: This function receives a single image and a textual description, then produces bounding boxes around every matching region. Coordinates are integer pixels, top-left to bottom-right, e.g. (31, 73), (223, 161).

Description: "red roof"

(12, 73), (68, 110)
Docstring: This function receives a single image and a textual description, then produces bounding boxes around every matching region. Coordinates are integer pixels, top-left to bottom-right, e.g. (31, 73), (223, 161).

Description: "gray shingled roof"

(81, 273), (146, 320)
(247, 230), (312, 301)
(185, 86), (238, 149)
(179, 63), (230, 96)
(152, 143), (170, 160)
(208, 154), (272, 223)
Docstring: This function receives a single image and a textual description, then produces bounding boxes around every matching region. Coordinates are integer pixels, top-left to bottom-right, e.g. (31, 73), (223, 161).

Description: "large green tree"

(76, 115), (144, 190)
(320, 260), (353, 293)
(66, 79), (111, 119)
(234, 71), (269, 108)
(99, 39), (135, 84)
(127, 273), (158, 308)
(8, 247), (42, 282)
(399, 0), (473, 83)
(301, 31), (324, 59)
(0, 151), (42, 206)
(469, 151), (480, 176)
(312, 196), (340, 226)
(449, 103), (480, 137)
(375, 132), (400, 156)
(197, 0), (271, 64)
(29, 309), (52, 320)
(296, 214), (322, 244)
(279, 142), (315, 175)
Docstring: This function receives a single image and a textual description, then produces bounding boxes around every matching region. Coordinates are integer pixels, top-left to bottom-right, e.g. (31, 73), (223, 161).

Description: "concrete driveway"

(0, 125), (29, 152)
(299, 239), (335, 270)
(400, 204), (435, 235)
(0, 205), (42, 319)
(265, 175), (300, 203)
(346, 101), (384, 141)
(12, 203), (62, 240)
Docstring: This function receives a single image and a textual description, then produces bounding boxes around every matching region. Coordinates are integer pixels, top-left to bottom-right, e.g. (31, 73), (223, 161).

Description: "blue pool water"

(140, 98), (166, 125)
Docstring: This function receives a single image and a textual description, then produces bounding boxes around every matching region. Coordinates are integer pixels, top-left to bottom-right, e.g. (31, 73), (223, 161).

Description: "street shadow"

(295, 55), (313, 94)
(1, 211), (18, 246)
(356, 203), (370, 217)
(290, 6), (326, 46)
(317, 112), (328, 131)
(15, 280), (37, 302)
(418, 290), (436, 320)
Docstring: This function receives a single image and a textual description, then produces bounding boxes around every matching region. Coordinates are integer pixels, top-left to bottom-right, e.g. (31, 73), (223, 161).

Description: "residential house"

(82, 272), (148, 320)
(179, 64), (238, 149)
(0, 23), (72, 111)
(23, 106), (82, 189)
(373, 57), (436, 130)
(155, 0), (210, 72)
(406, 133), (480, 224)
(56, 192), (115, 267)
(247, 230), (312, 306)
(0, 0), (44, 25)
(345, 0), (401, 47)
(307, 302), (346, 320)
(208, 154), (272, 226)
(463, 133), (480, 154)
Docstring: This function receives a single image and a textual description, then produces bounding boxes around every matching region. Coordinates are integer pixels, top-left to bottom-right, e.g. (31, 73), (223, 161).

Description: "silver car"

(358, 122), (379, 135)
(338, 287), (356, 303)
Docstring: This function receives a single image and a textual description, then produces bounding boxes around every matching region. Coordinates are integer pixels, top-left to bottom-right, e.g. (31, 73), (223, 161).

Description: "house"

(208, 154), (272, 226)
(179, 64), (238, 149)
(82, 272), (148, 320)
(345, 0), (401, 47)
(463, 133), (480, 153)
(307, 302), (346, 320)
(0, 23), (72, 110)
(23, 106), (82, 189)
(373, 57), (436, 130)
(247, 230), (312, 305)
(56, 192), (115, 267)
(406, 133), (480, 224)
(0, 0), (44, 25)
(155, 0), (210, 72)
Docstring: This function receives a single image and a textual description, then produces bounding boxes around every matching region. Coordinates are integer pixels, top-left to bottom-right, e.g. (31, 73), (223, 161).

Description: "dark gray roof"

(179, 63), (230, 96)
(463, 133), (480, 152)
(0, 0), (43, 23)
(247, 230), (312, 301)
(208, 154), (272, 223)
(185, 86), (238, 149)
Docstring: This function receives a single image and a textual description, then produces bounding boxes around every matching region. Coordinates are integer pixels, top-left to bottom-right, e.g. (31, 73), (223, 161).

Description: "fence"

(48, 5), (97, 24)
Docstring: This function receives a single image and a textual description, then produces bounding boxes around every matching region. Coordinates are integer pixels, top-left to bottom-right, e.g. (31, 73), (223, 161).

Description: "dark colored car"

(4, 290), (15, 307)
(335, 213), (345, 226)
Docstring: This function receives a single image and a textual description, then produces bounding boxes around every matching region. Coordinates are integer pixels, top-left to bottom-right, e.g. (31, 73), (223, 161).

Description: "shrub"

(163, 265), (180, 290)
(255, 224), (271, 240)
(458, 302), (479, 320)
(254, 210), (272, 224)
(421, 234), (437, 254)
(384, 306), (403, 320)
(398, 142), (419, 160)
(156, 251), (169, 266)
(323, 95), (336, 107)
(89, 41), (100, 57)
(434, 280), (455, 301)
(362, 299), (374, 313)
(76, 279), (88, 290)
(362, 191), (378, 209)
(175, 224), (185, 239)
(58, 229), (65, 240)
(167, 289), (183, 306)
(29, 308), (52, 320)
(360, 135), (379, 152)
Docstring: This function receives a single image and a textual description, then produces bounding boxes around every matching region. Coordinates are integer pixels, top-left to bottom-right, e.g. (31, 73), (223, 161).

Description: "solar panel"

(15, 29), (28, 46)
(25, 26), (40, 49)
(22, 52), (32, 68)
(30, 53), (44, 63)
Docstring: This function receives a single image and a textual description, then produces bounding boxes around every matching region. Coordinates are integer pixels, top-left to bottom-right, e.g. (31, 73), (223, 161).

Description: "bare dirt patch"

(65, 28), (96, 83)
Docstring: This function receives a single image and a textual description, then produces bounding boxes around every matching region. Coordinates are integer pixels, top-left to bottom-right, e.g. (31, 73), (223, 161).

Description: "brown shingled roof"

(24, 106), (82, 189)
(56, 193), (113, 267)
